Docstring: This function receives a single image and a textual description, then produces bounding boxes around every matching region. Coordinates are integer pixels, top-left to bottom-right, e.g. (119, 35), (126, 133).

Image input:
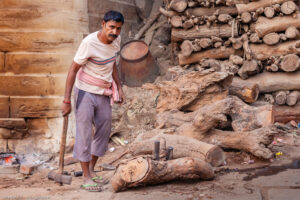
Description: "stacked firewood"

(161, 0), (300, 105)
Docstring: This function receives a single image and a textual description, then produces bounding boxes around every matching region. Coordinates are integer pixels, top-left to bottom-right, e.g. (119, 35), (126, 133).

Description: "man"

(62, 10), (125, 192)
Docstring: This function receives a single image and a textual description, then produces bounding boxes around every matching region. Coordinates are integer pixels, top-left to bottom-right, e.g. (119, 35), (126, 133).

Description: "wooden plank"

(5, 52), (72, 74)
(0, 31), (83, 52)
(0, 96), (9, 118)
(10, 96), (63, 118)
(0, 75), (65, 96)
(0, 118), (26, 129)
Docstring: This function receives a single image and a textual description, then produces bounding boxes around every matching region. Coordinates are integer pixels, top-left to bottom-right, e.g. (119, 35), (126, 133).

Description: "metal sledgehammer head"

(48, 170), (72, 185)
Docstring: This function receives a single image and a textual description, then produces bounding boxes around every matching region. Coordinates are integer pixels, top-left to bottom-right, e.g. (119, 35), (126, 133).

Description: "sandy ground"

(0, 134), (300, 200)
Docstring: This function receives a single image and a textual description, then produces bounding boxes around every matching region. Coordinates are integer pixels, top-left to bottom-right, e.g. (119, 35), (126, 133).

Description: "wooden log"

(185, 6), (238, 17)
(264, 7), (275, 18)
(183, 19), (194, 29)
(231, 71), (300, 93)
(230, 37), (243, 49)
(280, 54), (300, 72)
(218, 14), (232, 23)
(178, 47), (242, 65)
(0, 118), (27, 129)
(229, 55), (243, 65)
(170, 0), (187, 12)
(250, 15), (300, 37)
(274, 104), (300, 123)
(236, 0), (290, 14)
(171, 23), (239, 42)
(171, 16), (183, 27)
(286, 91), (300, 106)
(273, 4), (281, 12)
(241, 12), (252, 23)
(249, 40), (300, 60)
(281, 1), (297, 15)
(264, 94), (275, 104)
(111, 156), (215, 192)
(180, 40), (193, 56)
(265, 64), (279, 72)
(250, 33), (261, 43)
(198, 38), (212, 48)
(238, 60), (260, 79)
(263, 32), (280, 45)
(129, 133), (226, 167)
(275, 91), (287, 105)
(229, 81), (259, 103)
(159, 6), (178, 17)
(204, 127), (275, 159)
(285, 26), (300, 39)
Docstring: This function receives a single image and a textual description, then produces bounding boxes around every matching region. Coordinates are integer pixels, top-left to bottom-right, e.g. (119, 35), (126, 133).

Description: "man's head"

(101, 10), (124, 43)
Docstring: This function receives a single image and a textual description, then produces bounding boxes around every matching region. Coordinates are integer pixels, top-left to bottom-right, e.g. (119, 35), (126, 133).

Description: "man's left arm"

(112, 62), (125, 103)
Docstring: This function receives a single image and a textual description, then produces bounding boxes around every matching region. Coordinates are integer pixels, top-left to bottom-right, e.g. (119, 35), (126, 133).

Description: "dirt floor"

(0, 132), (300, 200)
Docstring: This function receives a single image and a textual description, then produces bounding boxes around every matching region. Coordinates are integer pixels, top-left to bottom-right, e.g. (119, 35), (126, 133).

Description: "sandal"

(80, 183), (102, 192)
(92, 176), (109, 185)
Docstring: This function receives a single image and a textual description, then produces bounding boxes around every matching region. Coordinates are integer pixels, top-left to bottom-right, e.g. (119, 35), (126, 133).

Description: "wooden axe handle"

(59, 116), (69, 175)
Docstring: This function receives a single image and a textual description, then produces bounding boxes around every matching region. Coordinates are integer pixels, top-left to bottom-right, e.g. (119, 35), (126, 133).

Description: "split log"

(185, 6), (238, 17)
(249, 40), (300, 60)
(263, 32), (280, 45)
(183, 19), (194, 29)
(241, 12), (252, 23)
(275, 91), (287, 105)
(171, 16), (183, 27)
(178, 47), (243, 65)
(236, 0), (290, 14)
(274, 104), (300, 123)
(170, 0), (187, 13)
(130, 133), (226, 167)
(231, 71), (300, 93)
(250, 15), (300, 37)
(143, 71), (232, 112)
(198, 38), (212, 48)
(204, 127), (275, 159)
(218, 14), (233, 23)
(180, 40), (193, 56)
(171, 23), (239, 42)
(264, 94), (275, 104)
(280, 54), (300, 72)
(229, 81), (259, 103)
(285, 26), (300, 39)
(286, 91), (300, 106)
(238, 60), (260, 79)
(281, 1), (297, 15)
(264, 7), (275, 18)
(111, 156), (215, 192)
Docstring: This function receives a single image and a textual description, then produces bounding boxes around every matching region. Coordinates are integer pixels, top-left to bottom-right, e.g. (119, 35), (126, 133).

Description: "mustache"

(108, 34), (118, 38)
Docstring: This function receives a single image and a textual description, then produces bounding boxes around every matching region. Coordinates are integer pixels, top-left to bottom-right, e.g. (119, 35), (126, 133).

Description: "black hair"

(103, 10), (124, 24)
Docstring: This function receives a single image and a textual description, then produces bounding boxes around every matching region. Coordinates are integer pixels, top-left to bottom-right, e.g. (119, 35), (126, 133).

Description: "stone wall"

(0, 0), (89, 154)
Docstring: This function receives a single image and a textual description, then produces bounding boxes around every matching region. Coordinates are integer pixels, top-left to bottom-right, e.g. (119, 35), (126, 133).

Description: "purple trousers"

(73, 87), (112, 162)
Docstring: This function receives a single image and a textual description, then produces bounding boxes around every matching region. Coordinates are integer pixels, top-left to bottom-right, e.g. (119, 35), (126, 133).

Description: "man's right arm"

(62, 61), (82, 116)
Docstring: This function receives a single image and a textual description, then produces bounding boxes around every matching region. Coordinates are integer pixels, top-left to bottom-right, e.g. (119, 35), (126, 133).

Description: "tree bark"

(178, 47), (243, 65)
(231, 71), (300, 93)
(229, 81), (259, 103)
(280, 54), (300, 72)
(236, 0), (290, 14)
(171, 23), (239, 42)
(111, 156), (215, 192)
(249, 40), (300, 60)
(185, 6), (238, 17)
(263, 32), (280, 45)
(287, 91), (300, 106)
(250, 15), (300, 37)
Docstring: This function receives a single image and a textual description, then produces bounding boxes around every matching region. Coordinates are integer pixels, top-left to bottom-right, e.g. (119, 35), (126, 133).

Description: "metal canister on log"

(120, 40), (159, 87)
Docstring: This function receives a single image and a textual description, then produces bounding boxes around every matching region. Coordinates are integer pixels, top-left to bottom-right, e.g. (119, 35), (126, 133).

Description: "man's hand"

(62, 102), (72, 116)
(118, 88), (126, 104)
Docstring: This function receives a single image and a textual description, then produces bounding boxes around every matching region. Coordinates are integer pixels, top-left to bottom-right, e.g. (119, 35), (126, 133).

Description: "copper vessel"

(120, 40), (159, 87)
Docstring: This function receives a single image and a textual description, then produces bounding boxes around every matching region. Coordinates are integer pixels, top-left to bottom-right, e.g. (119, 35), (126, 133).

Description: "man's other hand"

(62, 102), (72, 116)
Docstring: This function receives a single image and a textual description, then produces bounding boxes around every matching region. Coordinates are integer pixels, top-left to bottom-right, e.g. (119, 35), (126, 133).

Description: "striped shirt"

(73, 31), (121, 95)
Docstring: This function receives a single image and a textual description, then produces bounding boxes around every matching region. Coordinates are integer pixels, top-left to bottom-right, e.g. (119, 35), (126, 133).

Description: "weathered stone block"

(0, 127), (27, 139)
(10, 96), (63, 118)
(0, 96), (9, 118)
(0, 31), (83, 52)
(0, 52), (4, 72)
(5, 52), (72, 74)
(0, 75), (65, 96)
(27, 118), (48, 136)
(0, 118), (26, 129)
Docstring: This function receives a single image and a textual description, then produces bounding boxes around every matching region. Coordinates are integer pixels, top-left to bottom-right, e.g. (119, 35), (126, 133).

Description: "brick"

(10, 96), (63, 118)
(0, 75), (65, 96)
(5, 52), (73, 74)
(0, 31), (83, 52)
(19, 164), (37, 175)
(0, 8), (88, 32)
(0, 52), (4, 72)
(0, 96), (9, 118)
(0, 118), (26, 129)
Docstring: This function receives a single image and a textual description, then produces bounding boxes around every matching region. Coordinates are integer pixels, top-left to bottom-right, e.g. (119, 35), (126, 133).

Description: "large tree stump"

(143, 71), (232, 112)
(231, 72), (300, 93)
(236, 0), (290, 14)
(111, 156), (215, 192)
(204, 127), (275, 159)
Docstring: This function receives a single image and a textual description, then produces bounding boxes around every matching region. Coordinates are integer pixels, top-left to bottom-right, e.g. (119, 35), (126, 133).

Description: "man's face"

(101, 20), (123, 43)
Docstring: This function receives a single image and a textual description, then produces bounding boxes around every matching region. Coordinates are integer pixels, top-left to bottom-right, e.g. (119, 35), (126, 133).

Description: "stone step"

(3, 52), (73, 74)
